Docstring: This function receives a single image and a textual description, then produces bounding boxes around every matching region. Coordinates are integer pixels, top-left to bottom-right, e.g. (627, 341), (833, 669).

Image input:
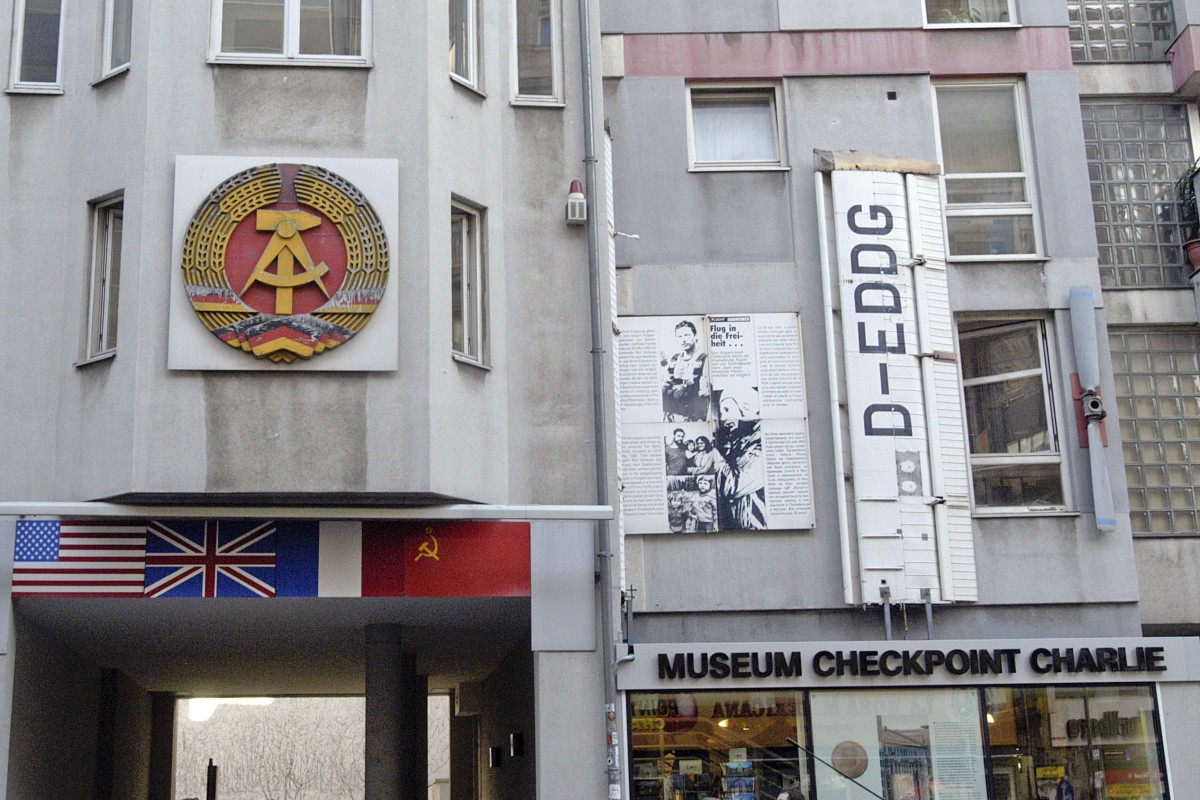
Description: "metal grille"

(1067, 0), (1176, 62)
(1110, 328), (1200, 534)
(1080, 101), (1193, 288)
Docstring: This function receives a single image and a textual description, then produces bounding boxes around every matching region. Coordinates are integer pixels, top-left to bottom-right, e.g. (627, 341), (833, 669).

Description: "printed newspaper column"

(830, 170), (937, 602)
(708, 314), (813, 530)
(617, 316), (712, 534)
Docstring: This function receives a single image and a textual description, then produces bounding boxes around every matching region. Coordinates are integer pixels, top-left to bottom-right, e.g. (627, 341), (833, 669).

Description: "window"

(1081, 101), (1195, 288)
(935, 83), (1039, 258)
(1067, 0), (1176, 62)
(451, 201), (486, 363)
(84, 197), (124, 362)
(686, 85), (786, 171)
(1110, 328), (1200, 534)
(9, 0), (64, 90)
(925, 0), (1012, 24)
(959, 320), (1064, 511)
(984, 686), (1167, 800)
(212, 0), (367, 64)
(513, 0), (560, 102)
(449, 0), (477, 87)
(103, 0), (133, 75)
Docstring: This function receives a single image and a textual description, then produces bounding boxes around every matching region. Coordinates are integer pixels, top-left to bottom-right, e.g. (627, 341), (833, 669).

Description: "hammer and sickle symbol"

(415, 532), (439, 562)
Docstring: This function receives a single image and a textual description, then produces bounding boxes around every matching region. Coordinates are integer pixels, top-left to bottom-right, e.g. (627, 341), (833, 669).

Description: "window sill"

(5, 84), (64, 95)
(689, 164), (790, 173)
(208, 55), (371, 69)
(511, 97), (565, 108)
(75, 351), (116, 368)
(91, 64), (130, 87)
(451, 73), (486, 98)
(925, 22), (1020, 29)
(453, 352), (491, 370)
(947, 254), (1047, 264)
(972, 509), (1076, 519)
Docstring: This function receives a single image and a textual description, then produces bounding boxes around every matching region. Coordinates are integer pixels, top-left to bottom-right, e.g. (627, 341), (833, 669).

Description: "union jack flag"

(145, 520), (276, 597)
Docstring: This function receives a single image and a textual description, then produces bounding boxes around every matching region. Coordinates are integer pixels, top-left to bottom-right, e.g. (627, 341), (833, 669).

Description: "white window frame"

(450, 0), (479, 90)
(208, 0), (372, 67)
(451, 199), (488, 366)
(511, 0), (562, 105)
(81, 195), (124, 364)
(685, 83), (788, 172)
(958, 319), (1069, 514)
(102, 0), (132, 78)
(922, 0), (1016, 26)
(7, 0), (65, 93)
(933, 80), (1042, 261)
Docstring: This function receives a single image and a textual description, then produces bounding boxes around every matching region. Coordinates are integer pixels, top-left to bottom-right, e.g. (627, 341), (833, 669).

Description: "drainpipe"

(573, 1), (621, 799)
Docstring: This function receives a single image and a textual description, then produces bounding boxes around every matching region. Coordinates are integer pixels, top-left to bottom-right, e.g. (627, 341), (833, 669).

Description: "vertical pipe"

(573, 0), (621, 797)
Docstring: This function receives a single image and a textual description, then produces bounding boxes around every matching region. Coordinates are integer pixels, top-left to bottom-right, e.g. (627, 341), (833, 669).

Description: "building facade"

(3, 1), (1200, 799)
(603, 1), (1200, 799)
(1, 0), (612, 797)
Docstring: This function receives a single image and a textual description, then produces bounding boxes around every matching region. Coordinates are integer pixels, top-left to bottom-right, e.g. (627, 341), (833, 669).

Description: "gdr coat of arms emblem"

(181, 163), (389, 363)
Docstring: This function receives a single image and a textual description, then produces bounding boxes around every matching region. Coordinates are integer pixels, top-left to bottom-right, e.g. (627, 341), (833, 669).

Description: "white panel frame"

(168, 155), (400, 371)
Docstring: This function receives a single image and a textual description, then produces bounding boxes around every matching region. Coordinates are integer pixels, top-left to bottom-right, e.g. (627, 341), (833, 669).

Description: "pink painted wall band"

(623, 27), (1073, 79)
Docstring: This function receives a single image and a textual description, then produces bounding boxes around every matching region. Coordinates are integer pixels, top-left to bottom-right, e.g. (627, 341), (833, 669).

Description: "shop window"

(934, 82), (1039, 259)
(809, 688), (987, 799)
(8, 0), (64, 91)
(82, 196), (124, 364)
(1110, 327), (1200, 534)
(629, 691), (810, 800)
(984, 685), (1167, 800)
(103, 0), (133, 76)
(958, 320), (1065, 511)
(924, 0), (1012, 24)
(687, 85), (787, 171)
(449, 0), (478, 88)
(212, 0), (367, 65)
(1080, 101), (1194, 289)
(1067, 0), (1176, 62)
(451, 200), (488, 365)
(513, 0), (561, 102)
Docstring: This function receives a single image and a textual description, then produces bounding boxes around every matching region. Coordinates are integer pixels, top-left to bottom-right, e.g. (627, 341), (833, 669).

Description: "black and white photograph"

(660, 318), (711, 422)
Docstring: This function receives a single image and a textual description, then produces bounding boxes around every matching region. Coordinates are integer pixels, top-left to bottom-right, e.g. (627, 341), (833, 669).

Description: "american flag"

(13, 520), (147, 597)
(144, 520), (277, 597)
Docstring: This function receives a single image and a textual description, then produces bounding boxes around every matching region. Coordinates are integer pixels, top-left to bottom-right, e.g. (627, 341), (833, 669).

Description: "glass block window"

(1067, 0), (1176, 62)
(1110, 328), (1200, 534)
(1080, 102), (1194, 288)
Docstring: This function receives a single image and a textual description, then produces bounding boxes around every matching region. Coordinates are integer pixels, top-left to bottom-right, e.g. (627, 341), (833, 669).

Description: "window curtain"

(692, 99), (776, 162)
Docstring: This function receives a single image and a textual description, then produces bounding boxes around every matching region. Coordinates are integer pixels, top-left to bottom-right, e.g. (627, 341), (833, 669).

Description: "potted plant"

(1175, 157), (1200, 269)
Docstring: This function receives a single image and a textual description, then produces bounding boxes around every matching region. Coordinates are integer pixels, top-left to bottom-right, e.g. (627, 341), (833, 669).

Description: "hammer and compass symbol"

(241, 209), (332, 315)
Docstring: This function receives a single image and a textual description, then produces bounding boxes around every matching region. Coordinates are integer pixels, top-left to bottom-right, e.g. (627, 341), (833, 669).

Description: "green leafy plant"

(1176, 157), (1200, 243)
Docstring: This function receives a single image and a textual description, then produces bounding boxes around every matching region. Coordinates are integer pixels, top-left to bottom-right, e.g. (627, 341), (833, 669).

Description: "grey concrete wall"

(6, 617), (101, 799)
(0, 0), (605, 505)
(1159, 681), (1200, 798)
(110, 670), (153, 800)
(534, 650), (606, 800)
(478, 646), (535, 800)
(602, 0), (778, 34)
(630, 602), (1142, 644)
(1135, 538), (1200, 626)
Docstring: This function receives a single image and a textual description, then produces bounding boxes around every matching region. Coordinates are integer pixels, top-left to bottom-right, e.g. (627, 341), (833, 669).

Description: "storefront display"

(620, 639), (1196, 800)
